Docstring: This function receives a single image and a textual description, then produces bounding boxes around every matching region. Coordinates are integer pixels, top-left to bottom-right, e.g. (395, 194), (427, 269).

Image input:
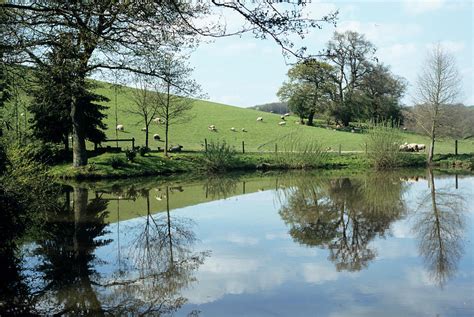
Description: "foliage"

(2, 1), (336, 167)
(107, 155), (127, 169)
(273, 134), (329, 169)
(203, 141), (237, 172)
(250, 102), (289, 114)
(326, 31), (377, 126)
(365, 123), (402, 170)
(28, 44), (108, 149)
(138, 146), (151, 157)
(125, 149), (137, 162)
(357, 64), (406, 123)
(278, 59), (335, 125)
(0, 141), (6, 174)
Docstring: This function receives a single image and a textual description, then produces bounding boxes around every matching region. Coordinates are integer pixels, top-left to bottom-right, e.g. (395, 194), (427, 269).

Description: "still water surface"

(2, 170), (473, 316)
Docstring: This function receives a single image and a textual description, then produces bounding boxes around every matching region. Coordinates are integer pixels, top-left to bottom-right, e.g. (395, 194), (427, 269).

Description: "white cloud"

(302, 263), (340, 284)
(224, 233), (259, 246)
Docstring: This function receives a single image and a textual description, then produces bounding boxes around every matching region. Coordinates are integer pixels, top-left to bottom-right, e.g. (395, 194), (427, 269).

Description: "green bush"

(203, 141), (237, 171)
(125, 148), (137, 162)
(107, 155), (127, 169)
(138, 146), (150, 157)
(365, 123), (402, 170)
(21, 140), (66, 164)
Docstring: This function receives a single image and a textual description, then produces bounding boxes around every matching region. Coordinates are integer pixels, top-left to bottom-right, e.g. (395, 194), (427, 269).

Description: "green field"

(93, 82), (474, 154)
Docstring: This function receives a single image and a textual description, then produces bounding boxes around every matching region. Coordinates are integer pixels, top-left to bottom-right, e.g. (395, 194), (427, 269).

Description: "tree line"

(278, 31), (407, 127)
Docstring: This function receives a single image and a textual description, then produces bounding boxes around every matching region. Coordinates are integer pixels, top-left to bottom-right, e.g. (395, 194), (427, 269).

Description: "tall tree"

(325, 31), (376, 126)
(2, 1), (337, 167)
(128, 74), (159, 149)
(153, 53), (201, 156)
(413, 44), (461, 163)
(29, 41), (108, 151)
(357, 63), (406, 124)
(278, 59), (335, 126)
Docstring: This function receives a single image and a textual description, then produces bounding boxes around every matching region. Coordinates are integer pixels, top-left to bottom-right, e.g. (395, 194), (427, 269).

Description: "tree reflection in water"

(31, 187), (110, 315)
(204, 175), (240, 199)
(0, 182), (206, 316)
(279, 172), (407, 271)
(412, 169), (466, 287)
(102, 185), (208, 316)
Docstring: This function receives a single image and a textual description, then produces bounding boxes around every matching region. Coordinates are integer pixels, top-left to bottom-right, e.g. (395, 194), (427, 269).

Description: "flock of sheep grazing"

(117, 114), (427, 155)
(208, 113), (293, 133)
(399, 143), (426, 152)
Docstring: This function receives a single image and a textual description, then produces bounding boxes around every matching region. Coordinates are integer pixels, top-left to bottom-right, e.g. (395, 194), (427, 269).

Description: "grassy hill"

(94, 82), (474, 154)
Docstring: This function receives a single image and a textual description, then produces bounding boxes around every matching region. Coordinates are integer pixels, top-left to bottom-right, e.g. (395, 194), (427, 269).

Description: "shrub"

(125, 148), (137, 162)
(107, 155), (126, 169)
(21, 140), (66, 164)
(138, 146), (150, 157)
(365, 123), (402, 170)
(273, 136), (328, 169)
(203, 141), (237, 171)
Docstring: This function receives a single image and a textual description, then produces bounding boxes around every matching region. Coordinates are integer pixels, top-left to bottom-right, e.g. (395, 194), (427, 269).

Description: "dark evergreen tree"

(29, 43), (108, 151)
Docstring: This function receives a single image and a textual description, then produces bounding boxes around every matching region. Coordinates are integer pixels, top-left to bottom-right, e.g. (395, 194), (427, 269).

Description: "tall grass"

(273, 134), (328, 169)
(365, 123), (402, 170)
(203, 140), (237, 172)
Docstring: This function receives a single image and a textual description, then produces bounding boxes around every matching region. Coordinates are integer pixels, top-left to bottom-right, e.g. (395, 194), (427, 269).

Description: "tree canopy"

(1, 0), (337, 166)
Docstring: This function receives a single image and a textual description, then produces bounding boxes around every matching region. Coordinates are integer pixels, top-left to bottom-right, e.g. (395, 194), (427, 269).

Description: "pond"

(1, 170), (473, 316)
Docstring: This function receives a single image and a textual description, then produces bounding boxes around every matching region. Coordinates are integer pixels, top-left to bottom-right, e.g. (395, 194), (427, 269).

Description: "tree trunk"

(166, 186), (173, 264)
(64, 135), (69, 152)
(428, 124), (436, 164)
(71, 96), (88, 167)
(164, 81), (170, 157)
(307, 111), (315, 126)
(145, 125), (149, 149)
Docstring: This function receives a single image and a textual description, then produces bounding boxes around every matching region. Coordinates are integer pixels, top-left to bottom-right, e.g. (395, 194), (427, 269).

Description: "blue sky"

(189, 0), (473, 108)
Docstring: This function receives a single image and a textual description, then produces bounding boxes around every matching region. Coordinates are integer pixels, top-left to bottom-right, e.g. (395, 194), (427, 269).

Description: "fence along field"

(93, 83), (474, 155)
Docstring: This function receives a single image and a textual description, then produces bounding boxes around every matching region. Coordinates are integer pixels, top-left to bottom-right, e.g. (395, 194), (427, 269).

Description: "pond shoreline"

(49, 152), (474, 180)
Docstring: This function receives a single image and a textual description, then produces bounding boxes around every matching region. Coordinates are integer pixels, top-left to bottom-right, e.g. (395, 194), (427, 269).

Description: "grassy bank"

(92, 81), (474, 154)
(50, 151), (434, 180)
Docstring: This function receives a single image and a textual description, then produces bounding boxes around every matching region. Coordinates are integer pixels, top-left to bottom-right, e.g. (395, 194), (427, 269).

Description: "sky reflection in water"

(6, 171), (474, 316)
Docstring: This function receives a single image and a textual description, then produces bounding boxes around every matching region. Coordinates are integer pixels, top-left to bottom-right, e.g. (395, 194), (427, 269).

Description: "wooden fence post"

(275, 143), (278, 153)
(205, 138), (208, 152)
(338, 144), (342, 155)
(365, 143), (368, 154)
(94, 142), (97, 151)
(455, 140), (458, 155)
(242, 140), (245, 154)
(132, 137), (135, 149)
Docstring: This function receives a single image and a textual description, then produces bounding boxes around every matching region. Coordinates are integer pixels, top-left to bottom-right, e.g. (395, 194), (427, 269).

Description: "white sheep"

(208, 124), (217, 131)
(116, 124), (124, 131)
(242, 128), (247, 132)
(141, 127), (147, 131)
(417, 144), (426, 151)
(230, 127), (236, 132)
(153, 134), (161, 140)
(278, 121), (286, 126)
(284, 113), (290, 117)
(257, 117), (263, 122)
(153, 117), (164, 124)
(280, 115), (285, 120)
